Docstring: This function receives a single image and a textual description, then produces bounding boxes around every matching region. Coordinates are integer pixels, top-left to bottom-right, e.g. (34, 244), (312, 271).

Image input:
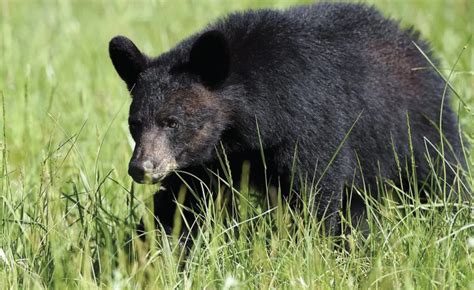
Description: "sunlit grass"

(0, 0), (473, 288)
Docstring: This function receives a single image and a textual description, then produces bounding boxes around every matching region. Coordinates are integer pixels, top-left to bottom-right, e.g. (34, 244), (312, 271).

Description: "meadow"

(0, 0), (473, 288)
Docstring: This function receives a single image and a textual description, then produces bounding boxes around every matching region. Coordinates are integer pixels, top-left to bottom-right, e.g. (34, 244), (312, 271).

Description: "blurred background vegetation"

(0, 0), (472, 288)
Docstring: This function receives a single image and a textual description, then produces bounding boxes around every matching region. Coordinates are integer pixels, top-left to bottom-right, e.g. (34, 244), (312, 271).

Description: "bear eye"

(161, 118), (179, 129)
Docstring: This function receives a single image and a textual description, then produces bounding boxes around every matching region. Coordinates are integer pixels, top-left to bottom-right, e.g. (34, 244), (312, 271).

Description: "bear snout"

(128, 159), (150, 183)
(128, 158), (177, 184)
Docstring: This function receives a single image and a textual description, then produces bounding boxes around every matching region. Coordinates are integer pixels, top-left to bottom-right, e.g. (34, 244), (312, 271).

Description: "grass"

(0, 0), (473, 288)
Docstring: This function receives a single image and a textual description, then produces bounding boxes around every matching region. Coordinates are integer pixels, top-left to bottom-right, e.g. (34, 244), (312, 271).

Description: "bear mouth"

(132, 172), (169, 184)
(130, 160), (178, 184)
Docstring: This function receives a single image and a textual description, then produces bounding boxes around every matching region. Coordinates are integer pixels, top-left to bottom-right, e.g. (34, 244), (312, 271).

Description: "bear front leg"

(152, 170), (210, 247)
(152, 188), (181, 235)
(135, 187), (181, 240)
(313, 179), (345, 236)
(150, 188), (198, 249)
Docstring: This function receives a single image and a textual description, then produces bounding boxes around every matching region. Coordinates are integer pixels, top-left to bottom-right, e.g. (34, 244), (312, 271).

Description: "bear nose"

(128, 160), (156, 183)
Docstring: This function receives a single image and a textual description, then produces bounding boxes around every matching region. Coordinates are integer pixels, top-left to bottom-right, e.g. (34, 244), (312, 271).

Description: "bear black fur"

(109, 3), (464, 237)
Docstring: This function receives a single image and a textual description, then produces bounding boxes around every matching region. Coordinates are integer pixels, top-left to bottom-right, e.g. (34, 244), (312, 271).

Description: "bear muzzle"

(128, 158), (178, 184)
(129, 129), (179, 184)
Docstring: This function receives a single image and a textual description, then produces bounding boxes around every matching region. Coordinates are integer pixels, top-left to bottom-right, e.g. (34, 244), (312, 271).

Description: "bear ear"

(109, 35), (148, 88)
(189, 30), (230, 88)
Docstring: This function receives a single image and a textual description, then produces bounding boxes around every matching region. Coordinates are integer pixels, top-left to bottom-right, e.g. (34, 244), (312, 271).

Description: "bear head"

(109, 31), (233, 184)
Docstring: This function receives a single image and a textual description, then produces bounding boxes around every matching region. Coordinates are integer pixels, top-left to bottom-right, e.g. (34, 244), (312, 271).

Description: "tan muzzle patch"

(142, 158), (178, 184)
(134, 128), (179, 184)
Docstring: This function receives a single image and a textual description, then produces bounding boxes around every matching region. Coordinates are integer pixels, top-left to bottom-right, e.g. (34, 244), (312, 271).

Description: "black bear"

(109, 3), (464, 237)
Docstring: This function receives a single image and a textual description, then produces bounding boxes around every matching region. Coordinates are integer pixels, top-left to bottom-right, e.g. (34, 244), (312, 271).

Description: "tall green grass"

(0, 0), (473, 288)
